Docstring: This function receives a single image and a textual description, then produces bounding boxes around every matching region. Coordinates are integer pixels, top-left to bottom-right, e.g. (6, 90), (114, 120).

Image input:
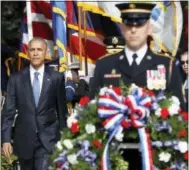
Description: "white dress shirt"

(125, 44), (148, 66)
(184, 78), (188, 89)
(30, 64), (44, 95)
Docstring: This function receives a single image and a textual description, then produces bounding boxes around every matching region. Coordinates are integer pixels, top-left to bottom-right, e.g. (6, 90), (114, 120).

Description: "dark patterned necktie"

(131, 53), (138, 76)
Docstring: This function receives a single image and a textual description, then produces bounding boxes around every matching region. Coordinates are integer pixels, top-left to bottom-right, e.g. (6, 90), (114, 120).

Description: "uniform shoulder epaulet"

(98, 53), (112, 60)
(98, 50), (123, 60)
(151, 50), (172, 59)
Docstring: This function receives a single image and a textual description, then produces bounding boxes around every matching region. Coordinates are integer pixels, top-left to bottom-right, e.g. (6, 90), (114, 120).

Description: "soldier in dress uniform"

(90, 2), (184, 105)
(88, 36), (125, 91)
(90, 2), (185, 170)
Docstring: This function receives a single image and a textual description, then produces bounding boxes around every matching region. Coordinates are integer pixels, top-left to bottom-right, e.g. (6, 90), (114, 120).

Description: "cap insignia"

(112, 37), (118, 45)
(129, 3), (136, 9)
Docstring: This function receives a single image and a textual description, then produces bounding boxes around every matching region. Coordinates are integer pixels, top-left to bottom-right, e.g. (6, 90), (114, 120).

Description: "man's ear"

(45, 48), (50, 59)
(147, 21), (152, 36)
(26, 51), (30, 60)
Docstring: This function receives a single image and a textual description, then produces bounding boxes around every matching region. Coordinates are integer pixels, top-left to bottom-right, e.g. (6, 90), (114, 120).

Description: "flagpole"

(83, 10), (88, 76)
(26, 1), (33, 41)
(78, 6), (82, 70)
(69, 29), (73, 63)
(18, 53), (21, 71)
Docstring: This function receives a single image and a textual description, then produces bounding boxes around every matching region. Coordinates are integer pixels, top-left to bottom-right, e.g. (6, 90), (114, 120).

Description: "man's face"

(181, 52), (188, 75)
(121, 21), (151, 51)
(71, 70), (79, 83)
(27, 40), (46, 69)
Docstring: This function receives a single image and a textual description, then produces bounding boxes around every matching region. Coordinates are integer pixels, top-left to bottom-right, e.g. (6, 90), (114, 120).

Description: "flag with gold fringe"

(19, 1), (54, 61)
(77, 0), (183, 57)
(51, 1), (68, 72)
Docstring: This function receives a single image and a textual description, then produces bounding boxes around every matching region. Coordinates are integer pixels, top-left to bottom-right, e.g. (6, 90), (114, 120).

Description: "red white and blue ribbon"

(98, 87), (154, 170)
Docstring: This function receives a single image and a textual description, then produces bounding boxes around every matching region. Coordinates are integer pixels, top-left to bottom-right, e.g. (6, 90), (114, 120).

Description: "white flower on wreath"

(159, 152), (171, 163)
(67, 154), (78, 165)
(55, 141), (63, 150)
(115, 132), (124, 142)
(178, 141), (188, 153)
(63, 139), (73, 150)
(89, 99), (96, 104)
(67, 116), (78, 128)
(168, 104), (180, 116)
(85, 124), (96, 134)
(130, 83), (139, 91)
(155, 108), (161, 117)
(170, 96), (180, 106)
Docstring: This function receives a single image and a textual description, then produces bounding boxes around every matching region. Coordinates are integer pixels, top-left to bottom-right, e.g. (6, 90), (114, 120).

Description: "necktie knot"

(34, 72), (39, 78)
(132, 53), (138, 62)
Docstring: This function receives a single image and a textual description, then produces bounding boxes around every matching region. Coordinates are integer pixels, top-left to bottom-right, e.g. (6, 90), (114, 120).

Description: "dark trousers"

(18, 135), (50, 170)
(122, 149), (142, 170)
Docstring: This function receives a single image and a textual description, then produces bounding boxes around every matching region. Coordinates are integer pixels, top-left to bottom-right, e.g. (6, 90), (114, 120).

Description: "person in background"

(180, 48), (188, 110)
(90, 2), (184, 170)
(1, 37), (67, 170)
(103, 36), (125, 54)
(65, 62), (89, 111)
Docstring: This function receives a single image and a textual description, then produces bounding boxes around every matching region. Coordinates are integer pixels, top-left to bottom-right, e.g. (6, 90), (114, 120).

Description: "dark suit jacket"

(183, 79), (188, 111)
(90, 48), (184, 106)
(1, 66), (67, 159)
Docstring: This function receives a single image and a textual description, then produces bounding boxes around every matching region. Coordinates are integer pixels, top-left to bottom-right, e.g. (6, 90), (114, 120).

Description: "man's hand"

(2, 143), (13, 163)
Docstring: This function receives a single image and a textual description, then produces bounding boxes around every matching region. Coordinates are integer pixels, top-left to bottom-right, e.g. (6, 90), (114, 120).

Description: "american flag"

(19, 1), (54, 60)
(19, 1), (120, 74)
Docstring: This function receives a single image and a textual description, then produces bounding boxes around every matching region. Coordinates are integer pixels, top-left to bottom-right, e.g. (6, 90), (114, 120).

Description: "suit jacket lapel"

(37, 66), (51, 107)
(23, 67), (36, 108)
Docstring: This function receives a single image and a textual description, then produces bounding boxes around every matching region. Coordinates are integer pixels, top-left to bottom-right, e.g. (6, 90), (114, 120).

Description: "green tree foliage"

(1, 1), (23, 50)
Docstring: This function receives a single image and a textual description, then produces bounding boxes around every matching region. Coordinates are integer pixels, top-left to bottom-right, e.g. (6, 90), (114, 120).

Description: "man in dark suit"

(1, 37), (67, 170)
(90, 2), (184, 170)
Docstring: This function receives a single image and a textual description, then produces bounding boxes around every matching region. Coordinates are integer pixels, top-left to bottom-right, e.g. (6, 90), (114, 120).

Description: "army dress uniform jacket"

(90, 48), (184, 106)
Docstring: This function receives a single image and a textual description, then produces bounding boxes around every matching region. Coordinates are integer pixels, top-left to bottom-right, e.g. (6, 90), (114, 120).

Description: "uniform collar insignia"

(119, 55), (124, 60)
(147, 55), (152, 60)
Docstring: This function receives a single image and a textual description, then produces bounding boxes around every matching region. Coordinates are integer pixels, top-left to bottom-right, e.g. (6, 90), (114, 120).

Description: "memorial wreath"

(50, 84), (188, 170)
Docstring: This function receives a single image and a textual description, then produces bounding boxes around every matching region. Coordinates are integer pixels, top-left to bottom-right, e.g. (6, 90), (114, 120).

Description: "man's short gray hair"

(28, 37), (47, 48)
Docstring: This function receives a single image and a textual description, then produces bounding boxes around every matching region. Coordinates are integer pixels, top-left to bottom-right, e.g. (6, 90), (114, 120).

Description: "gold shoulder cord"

(98, 50), (124, 60)
(151, 50), (172, 59)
